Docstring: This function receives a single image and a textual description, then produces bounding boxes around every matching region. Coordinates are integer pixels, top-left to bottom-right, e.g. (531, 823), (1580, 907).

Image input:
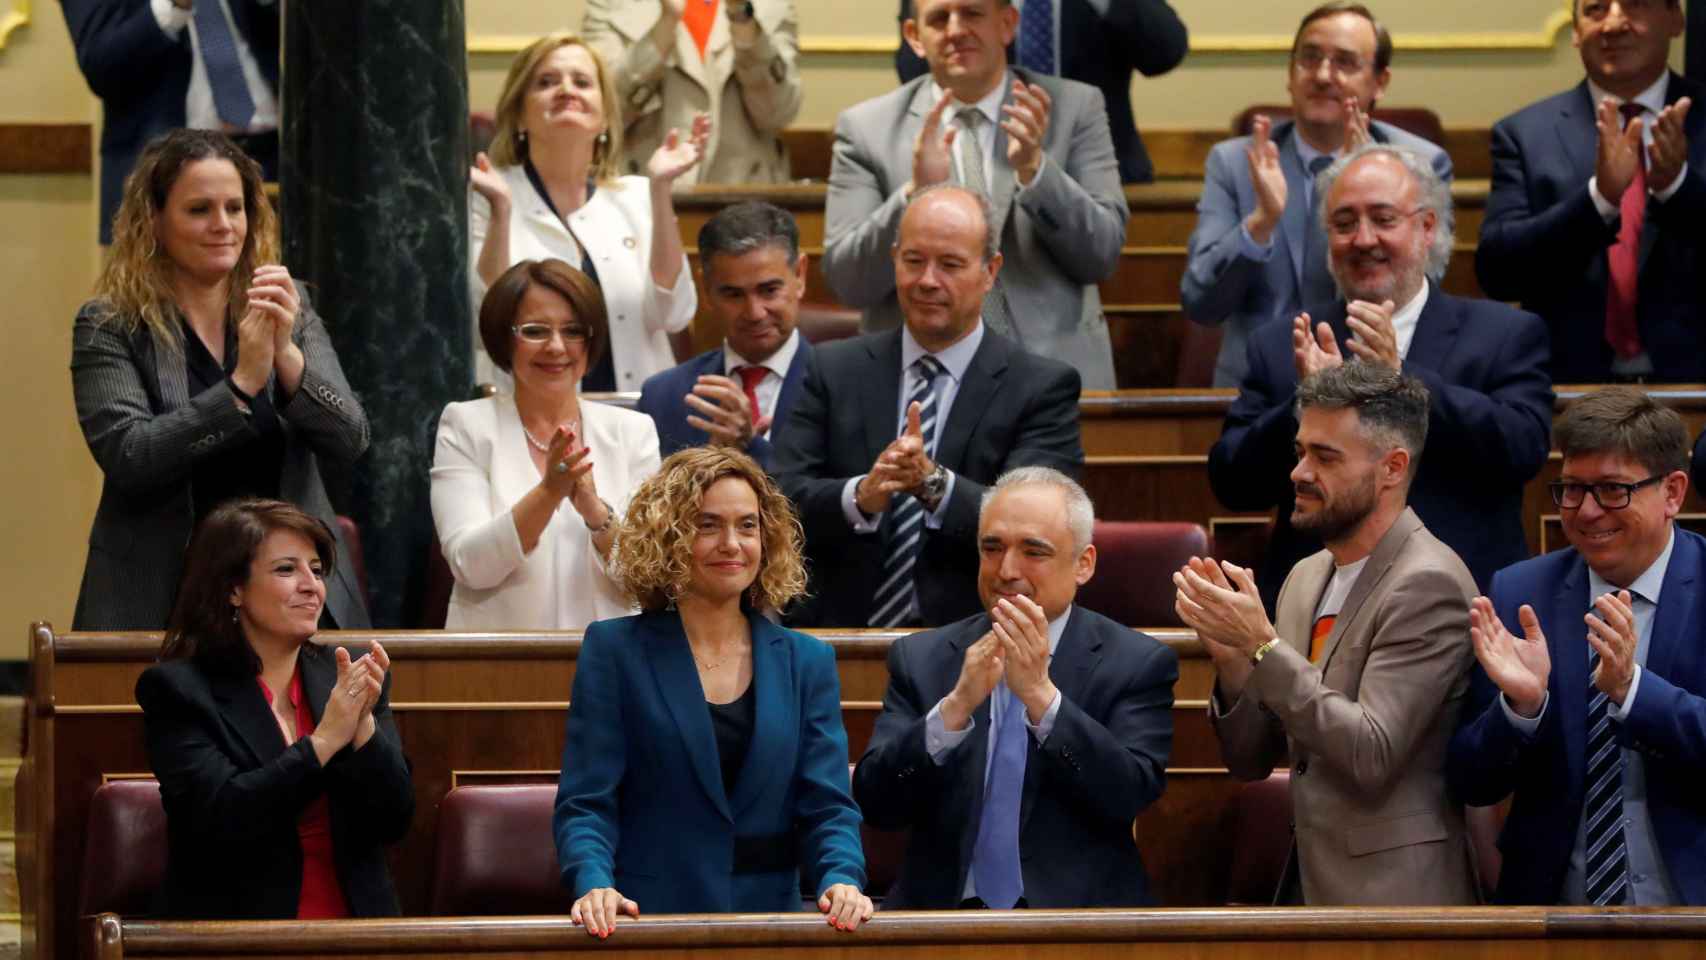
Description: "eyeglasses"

(1294, 47), (1368, 75)
(1548, 475), (1664, 510)
(512, 323), (590, 344)
(1326, 208), (1426, 237)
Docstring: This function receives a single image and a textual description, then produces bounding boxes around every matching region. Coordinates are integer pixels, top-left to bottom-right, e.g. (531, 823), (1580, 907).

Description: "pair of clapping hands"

(941, 594), (1058, 733)
(1242, 97), (1375, 244)
(911, 80), (1054, 188)
(856, 401), (937, 517)
(308, 641), (390, 765)
(571, 883), (873, 938)
(230, 265), (304, 400)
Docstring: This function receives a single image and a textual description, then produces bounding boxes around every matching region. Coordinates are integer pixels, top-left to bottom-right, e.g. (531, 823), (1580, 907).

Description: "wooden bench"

(83, 907), (1706, 960)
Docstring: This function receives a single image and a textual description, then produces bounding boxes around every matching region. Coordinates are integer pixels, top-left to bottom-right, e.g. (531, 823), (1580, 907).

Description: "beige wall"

(467, 0), (1683, 129)
(0, 4), (102, 659)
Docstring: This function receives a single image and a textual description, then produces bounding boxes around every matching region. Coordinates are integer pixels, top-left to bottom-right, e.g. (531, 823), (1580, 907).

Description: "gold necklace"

(692, 642), (745, 672)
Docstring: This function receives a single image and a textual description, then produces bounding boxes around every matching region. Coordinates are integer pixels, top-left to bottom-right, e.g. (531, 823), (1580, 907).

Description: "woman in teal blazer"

(553, 446), (870, 937)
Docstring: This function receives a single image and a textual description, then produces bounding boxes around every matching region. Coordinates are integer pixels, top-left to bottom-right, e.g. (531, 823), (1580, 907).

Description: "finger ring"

(553, 461), (570, 475)
(347, 686), (360, 697)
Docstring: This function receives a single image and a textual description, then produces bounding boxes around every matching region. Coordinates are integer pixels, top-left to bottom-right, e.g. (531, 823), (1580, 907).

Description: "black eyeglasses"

(1548, 475), (1664, 510)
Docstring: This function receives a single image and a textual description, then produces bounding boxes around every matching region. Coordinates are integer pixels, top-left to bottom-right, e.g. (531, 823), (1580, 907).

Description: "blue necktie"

(1301, 154), (1337, 307)
(868, 356), (943, 628)
(971, 683), (1026, 908)
(1017, 0), (1056, 75)
(1583, 620), (1630, 905)
(195, 0), (257, 128)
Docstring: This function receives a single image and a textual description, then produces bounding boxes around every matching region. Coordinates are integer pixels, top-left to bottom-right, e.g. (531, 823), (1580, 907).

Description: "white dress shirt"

(722, 327), (802, 439)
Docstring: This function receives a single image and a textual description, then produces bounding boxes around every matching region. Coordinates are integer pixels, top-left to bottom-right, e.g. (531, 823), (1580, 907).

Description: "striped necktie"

(868, 356), (944, 628)
(1583, 632), (1630, 905)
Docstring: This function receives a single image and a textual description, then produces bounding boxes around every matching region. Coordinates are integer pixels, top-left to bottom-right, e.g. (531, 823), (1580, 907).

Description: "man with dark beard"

(1208, 143), (1554, 612)
(1175, 362), (1478, 905)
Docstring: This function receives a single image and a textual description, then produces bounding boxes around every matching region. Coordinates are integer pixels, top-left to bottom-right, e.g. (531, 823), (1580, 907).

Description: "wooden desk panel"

(86, 908), (1706, 960)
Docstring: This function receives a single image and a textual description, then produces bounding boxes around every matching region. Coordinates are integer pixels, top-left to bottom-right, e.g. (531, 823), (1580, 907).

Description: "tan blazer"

(583, 0), (801, 185)
(1211, 508), (1479, 905)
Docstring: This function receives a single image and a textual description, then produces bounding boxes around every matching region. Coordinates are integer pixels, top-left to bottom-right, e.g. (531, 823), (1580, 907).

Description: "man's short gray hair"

(904, 182), (999, 263)
(980, 466), (1095, 553)
(1316, 143), (1454, 281)
(697, 200), (801, 272)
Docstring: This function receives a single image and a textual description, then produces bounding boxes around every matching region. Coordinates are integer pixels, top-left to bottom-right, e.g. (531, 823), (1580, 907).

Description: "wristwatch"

(916, 463), (949, 510)
(726, 1), (755, 23)
(1250, 637), (1282, 665)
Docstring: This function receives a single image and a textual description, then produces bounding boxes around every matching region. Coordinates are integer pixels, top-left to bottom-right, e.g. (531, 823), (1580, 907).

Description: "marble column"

(279, 1), (470, 627)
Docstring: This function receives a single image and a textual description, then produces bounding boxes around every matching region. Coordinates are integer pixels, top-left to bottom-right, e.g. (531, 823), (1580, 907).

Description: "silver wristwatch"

(917, 463), (949, 510)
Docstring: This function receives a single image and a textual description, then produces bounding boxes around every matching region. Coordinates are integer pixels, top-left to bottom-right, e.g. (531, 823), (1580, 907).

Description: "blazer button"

(1295, 758), (1309, 776)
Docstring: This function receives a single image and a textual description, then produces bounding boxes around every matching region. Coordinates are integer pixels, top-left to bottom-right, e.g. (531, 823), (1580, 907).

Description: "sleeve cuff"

(1016, 155), (1050, 195)
(1238, 223), (1277, 262)
(1589, 177), (1620, 222)
(1606, 665), (1642, 721)
(925, 699), (974, 764)
(1024, 688), (1063, 743)
(841, 477), (881, 533)
(921, 470), (956, 529)
(1499, 690), (1548, 737)
(152, 0), (191, 34)
(1652, 166), (1688, 203)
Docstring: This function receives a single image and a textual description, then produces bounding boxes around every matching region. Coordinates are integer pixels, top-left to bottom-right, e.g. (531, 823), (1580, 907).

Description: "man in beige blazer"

(1174, 361), (1478, 905)
(584, 0), (801, 185)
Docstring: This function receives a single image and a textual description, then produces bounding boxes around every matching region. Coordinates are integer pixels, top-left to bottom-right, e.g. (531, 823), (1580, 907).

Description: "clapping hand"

(940, 630), (1004, 732)
(1468, 597), (1550, 718)
(1344, 299), (1400, 370)
(1342, 95), (1372, 151)
(1596, 96), (1644, 205)
(912, 91), (959, 191)
(1587, 590), (1637, 706)
(685, 374), (767, 446)
(1244, 114), (1287, 245)
(1647, 97), (1693, 195)
(1002, 80), (1052, 185)
(1292, 312), (1344, 380)
(991, 595), (1056, 722)
(647, 113), (710, 184)
(470, 151), (512, 214)
(855, 401), (934, 516)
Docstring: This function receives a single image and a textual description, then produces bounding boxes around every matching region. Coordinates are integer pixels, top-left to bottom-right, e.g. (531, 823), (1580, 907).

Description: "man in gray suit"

(823, 0), (1130, 391)
(1182, 2), (1452, 387)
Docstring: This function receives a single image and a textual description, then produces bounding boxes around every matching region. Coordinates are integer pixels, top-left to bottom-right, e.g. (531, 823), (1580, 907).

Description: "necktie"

(1301, 154), (1338, 308)
(868, 356), (943, 628)
(952, 109), (1016, 337)
(1017, 0), (1056, 75)
(1583, 625), (1630, 905)
(735, 364), (768, 432)
(971, 683), (1027, 908)
(1309, 614), (1336, 663)
(1605, 102), (1647, 360)
(195, 0), (257, 129)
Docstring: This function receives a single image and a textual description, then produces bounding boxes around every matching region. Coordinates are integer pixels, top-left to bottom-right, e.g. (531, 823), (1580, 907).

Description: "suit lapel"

(1318, 509), (1423, 675)
(771, 338), (813, 433)
(645, 614), (734, 822)
(148, 324), (191, 412)
(934, 332), (1006, 472)
(1276, 552), (1333, 661)
(1643, 530), (1700, 693)
(1402, 283), (1459, 372)
(211, 665), (287, 768)
(727, 614), (786, 819)
(673, 17), (713, 95)
(1555, 84), (1599, 196)
(948, 619), (995, 873)
(987, 73), (1021, 239)
(1639, 73), (1705, 271)
(1552, 553), (1593, 799)
(493, 396), (546, 511)
(1019, 608), (1099, 832)
(299, 643), (334, 726)
(861, 332), (905, 462)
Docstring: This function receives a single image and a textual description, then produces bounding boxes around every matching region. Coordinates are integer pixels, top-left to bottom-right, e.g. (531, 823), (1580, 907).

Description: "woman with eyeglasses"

(469, 31), (706, 393)
(432, 259), (661, 630)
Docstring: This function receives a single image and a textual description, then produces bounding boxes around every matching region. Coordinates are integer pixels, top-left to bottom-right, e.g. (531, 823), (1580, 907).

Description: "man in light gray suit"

(1182, 2), (1451, 387)
(823, 0), (1129, 391)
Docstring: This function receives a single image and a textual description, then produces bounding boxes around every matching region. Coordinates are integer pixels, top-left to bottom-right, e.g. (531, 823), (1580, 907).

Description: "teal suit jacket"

(554, 610), (866, 911)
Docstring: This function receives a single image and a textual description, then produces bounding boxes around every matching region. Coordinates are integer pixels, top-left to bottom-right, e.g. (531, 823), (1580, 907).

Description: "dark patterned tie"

(1583, 631), (1630, 905)
(1301, 154), (1337, 307)
(195, 0), (257, 128)
(1017, 0), (1056, 75)
(868, 356), (943, 628)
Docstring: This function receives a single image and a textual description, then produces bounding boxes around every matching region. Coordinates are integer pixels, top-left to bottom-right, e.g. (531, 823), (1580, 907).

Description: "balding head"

(892, 184), (1002, 352)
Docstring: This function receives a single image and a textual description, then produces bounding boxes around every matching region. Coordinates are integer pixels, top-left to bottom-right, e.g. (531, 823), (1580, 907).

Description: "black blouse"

(183, 319), (285, 526)
(707, 682), (756, 797)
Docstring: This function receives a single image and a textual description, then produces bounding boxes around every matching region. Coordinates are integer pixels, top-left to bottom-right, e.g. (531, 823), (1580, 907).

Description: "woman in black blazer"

(136, 498), (413, 919)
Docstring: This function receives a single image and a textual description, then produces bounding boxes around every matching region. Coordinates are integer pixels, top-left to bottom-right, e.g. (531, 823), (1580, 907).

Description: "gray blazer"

(822, 69), (1130, 391)
(1182, 120), (1452, 386)
(70, 290), (371, 630)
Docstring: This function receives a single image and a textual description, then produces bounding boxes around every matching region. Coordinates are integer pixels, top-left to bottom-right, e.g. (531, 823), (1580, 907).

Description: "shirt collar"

(930, 71), (1011, 128)
(1390, 280), (1430, 359)
(1045, 605), (1071, 658)
(1294, 135), (1334, 171)
(901, 320), (985, 383)
(722, 327), (801, 379)
(1588, 72), (1670, 118)
(1588, 526), (1676, 607)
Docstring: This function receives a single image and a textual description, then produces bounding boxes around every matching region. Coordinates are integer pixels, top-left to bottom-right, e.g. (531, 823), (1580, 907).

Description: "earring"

(596, 130), (609, 146)
(230, 606), (240, 624)
(748, 582), (762, 609)
(664, 583), (679, 611)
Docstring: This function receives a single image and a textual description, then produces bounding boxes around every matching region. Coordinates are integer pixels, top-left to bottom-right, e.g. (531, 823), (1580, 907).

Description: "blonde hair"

(611, 447), (808, 613)
(92, 129), (280, 350)
(488, 32), (624, 185)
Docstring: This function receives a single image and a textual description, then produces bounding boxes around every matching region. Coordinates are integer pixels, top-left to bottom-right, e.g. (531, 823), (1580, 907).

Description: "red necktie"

(1605, 102), (1647, 360)
(736, 365), (768, 427)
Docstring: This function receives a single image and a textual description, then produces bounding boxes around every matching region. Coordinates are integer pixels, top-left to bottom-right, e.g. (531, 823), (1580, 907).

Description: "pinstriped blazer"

(70, 288), (371, 630)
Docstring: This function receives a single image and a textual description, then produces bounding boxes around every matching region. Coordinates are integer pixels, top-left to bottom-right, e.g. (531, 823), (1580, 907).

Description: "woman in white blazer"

(469, 31), (706, 392)
(432, 260), (662, 631)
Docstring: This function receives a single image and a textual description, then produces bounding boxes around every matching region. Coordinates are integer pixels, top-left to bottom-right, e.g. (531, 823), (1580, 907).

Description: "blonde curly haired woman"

(553, 446), (872, 937)
(71, 128), (369, 630)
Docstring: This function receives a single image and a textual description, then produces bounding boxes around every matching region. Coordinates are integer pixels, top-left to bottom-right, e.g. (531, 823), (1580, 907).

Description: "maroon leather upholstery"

(1232, 104), (1447, 149)
(430, 784), (569, 916)
(1466, 800), (1510, 902)
(1075, 521), (1210, 628)
(797, 302), (860, 345)
(1223, 772), (1293, 905)
(79, 779), (166, 918)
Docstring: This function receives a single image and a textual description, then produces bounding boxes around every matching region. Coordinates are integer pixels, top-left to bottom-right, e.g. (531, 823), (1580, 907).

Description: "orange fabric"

(1309, 614), (1336, 664)
(683, 0), (718, 59)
